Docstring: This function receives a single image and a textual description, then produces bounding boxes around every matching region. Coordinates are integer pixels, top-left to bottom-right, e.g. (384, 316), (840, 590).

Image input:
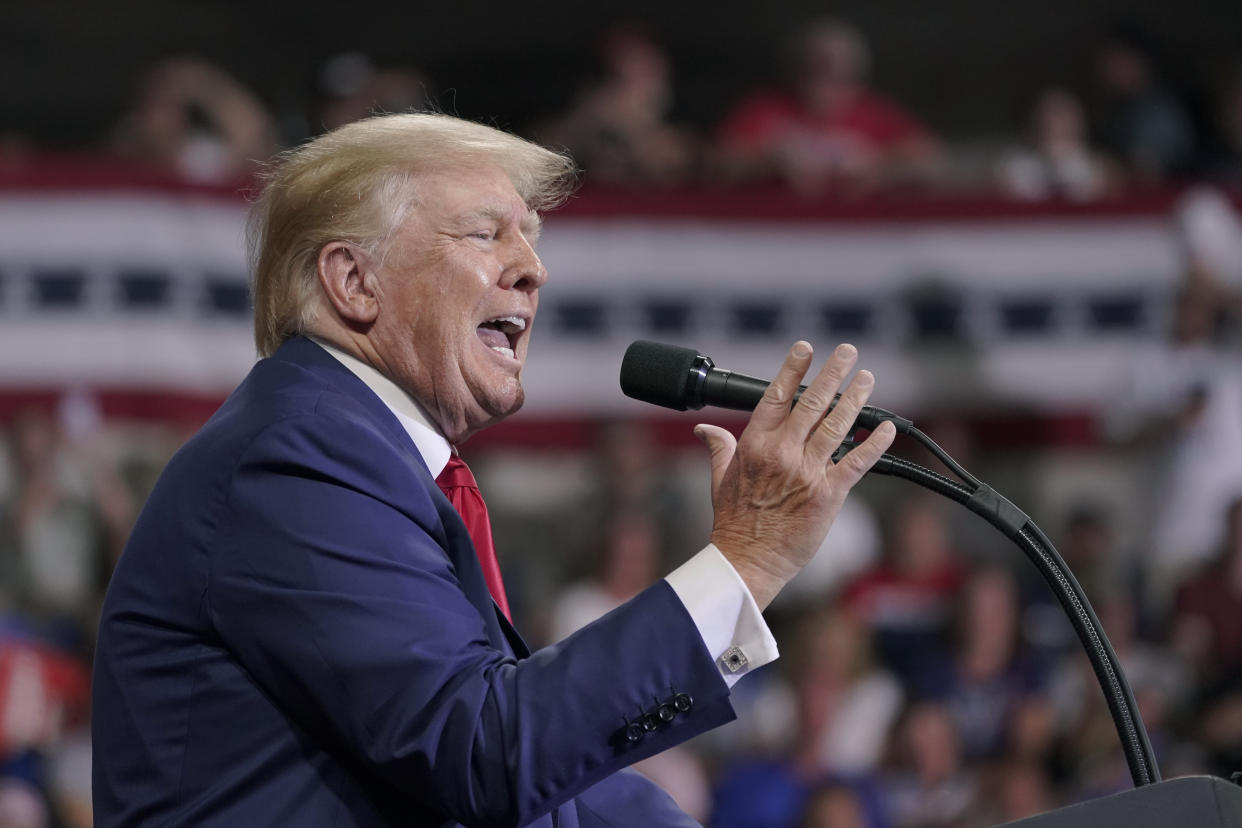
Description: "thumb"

(694, 424), (737, 498)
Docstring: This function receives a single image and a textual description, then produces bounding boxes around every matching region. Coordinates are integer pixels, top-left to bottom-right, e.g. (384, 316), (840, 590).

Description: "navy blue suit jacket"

(92, 337), (736, 827)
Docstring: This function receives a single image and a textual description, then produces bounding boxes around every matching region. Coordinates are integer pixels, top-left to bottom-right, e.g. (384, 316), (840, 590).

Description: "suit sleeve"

(206, 410), (735, 828)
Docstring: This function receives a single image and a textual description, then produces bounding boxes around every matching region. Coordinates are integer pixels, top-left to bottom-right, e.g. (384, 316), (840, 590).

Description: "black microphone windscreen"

(620, 340), (701, 411)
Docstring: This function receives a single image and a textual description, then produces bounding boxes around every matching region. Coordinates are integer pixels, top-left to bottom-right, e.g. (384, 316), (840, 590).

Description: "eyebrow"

(458, 206), (543, 242)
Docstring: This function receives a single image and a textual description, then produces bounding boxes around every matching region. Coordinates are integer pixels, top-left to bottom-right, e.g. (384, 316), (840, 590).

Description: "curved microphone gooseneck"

(619, 340), (1161, 789)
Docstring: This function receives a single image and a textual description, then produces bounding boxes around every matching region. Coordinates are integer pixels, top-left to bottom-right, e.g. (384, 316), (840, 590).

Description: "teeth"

(488, 315), (526, 331)
(490, 346), (515, 359)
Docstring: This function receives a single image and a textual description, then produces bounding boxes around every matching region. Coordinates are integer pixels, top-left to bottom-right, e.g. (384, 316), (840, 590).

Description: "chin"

(454, 381), (524, 441)
(490, 385), (525, 419)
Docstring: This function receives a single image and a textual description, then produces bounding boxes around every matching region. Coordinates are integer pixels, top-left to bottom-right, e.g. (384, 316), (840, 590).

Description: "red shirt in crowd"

(841, 562), (964, 633)
(718, 89), (932, 157)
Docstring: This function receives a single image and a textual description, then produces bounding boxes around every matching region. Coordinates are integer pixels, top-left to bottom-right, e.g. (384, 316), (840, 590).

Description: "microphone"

(619, 340), (912, 433)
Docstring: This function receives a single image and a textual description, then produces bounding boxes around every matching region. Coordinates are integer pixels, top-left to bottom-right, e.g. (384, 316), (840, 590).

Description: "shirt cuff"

(664, 543), (780, 687)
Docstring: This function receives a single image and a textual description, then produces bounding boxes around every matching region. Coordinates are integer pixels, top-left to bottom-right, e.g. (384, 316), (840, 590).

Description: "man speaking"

(91, 113), (895, 827)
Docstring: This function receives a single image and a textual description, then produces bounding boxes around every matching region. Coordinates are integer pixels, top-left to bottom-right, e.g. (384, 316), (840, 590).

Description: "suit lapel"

(414, 472), (527, 656)
(425, 481), (517, 654)
(272, 336), (522, 655)
(426, 482), (531, 657)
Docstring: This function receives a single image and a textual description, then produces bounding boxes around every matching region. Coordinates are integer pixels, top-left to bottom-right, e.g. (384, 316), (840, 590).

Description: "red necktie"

(435, 455), (512, 621)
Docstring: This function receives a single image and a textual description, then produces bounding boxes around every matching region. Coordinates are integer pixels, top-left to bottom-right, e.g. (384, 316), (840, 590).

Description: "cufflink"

(720, 646), (748, 673)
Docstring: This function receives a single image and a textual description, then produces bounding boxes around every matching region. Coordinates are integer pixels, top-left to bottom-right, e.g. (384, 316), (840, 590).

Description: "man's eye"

(469, 230), (496, 241)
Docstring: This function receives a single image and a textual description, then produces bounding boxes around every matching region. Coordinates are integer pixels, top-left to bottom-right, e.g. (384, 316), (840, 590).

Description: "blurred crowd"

(5, 12), (1242, 828)
(5, 248), (1242, 826)
(7, 294), (1242, 824)
(5, 17), (1241, 196)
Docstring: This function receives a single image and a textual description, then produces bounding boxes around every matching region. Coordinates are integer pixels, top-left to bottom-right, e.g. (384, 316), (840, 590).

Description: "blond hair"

(248, 113), (576, 357)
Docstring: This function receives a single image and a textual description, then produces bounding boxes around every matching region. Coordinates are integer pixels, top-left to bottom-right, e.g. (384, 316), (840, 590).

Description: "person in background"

(538, 23), (696, 188)
(1091, 24), (1196, 184)
(973, 760), (1056, 825)
(998, 87), (1118, 201)
(843, 494), (964, 683)
(913, 567), (1050, 764)
(0, 398), (128, 828)
(0, 632), (92, 828)
(715, 17), (940, 195)
(780, 607), (904, 777)
(1021, 501), (1121, 664)
(111, 56), (278, 183)
(314, 52), (432, 134)
(2, 401), (133, 647)
(1173, 498), (1242, 687)
(1172, 497), (1242, 778)
(797, 781), (875, 828)
(880, 702), (976, 828)
(1175, 186), (1242, 323)
(0, 777), (48, 828)
(549, 508), (661, 640)
(707, 605), (901, 827)
(1106, 276), (1242, 612)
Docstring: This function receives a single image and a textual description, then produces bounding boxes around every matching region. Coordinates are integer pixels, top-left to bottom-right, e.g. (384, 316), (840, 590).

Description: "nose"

(499, 234), (548, 293)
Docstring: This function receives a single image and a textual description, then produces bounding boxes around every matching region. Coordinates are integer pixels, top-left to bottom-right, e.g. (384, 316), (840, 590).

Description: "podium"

(1000, 776), (1242, 827)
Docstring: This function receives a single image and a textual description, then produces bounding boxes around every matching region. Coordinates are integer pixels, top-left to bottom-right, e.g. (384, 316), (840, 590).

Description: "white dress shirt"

(313, 338), (778, 686)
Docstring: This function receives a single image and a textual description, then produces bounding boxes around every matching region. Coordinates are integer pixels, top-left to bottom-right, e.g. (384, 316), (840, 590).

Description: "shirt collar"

(310, 337), (453, 477)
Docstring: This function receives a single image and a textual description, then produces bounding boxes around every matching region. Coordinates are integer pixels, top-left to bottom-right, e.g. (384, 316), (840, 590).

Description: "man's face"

(367, 163), (546, 443)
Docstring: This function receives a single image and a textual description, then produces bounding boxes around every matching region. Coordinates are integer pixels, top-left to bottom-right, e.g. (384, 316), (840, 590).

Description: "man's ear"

(317, 242), (379, 325)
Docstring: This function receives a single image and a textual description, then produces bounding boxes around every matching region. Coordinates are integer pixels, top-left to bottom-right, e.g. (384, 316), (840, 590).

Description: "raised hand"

(694, 342), (896, 609)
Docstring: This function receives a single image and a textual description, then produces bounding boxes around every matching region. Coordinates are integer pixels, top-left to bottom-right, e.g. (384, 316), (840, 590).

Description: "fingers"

(805, 368), (874, 464)
(748, 341), (814, 432)
(830, 420), (896, 494)
(694, 424), (737, 500)
(739, 338), (884, 470)
(787, 343), (858, 440)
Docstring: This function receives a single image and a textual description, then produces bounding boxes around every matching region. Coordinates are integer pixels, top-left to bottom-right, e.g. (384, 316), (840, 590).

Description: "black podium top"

(1001, 776), (1242, 828)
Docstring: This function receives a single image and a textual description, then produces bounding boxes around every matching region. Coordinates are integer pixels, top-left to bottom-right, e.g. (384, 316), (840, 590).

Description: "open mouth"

(476, 315), (527, 361)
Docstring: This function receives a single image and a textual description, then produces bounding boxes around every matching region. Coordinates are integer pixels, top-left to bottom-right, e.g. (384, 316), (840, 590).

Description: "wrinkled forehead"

(410, 163), (542, 231)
